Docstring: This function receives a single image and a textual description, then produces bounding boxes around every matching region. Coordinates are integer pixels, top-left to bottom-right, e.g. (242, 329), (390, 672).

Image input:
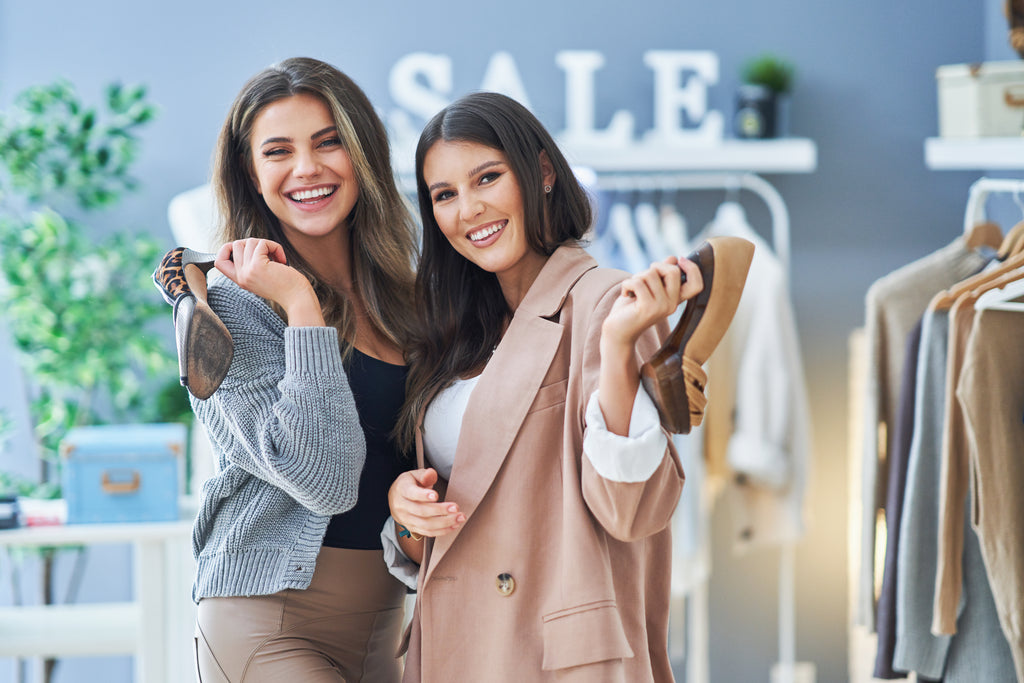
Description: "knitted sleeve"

(191, 278), (366, 515)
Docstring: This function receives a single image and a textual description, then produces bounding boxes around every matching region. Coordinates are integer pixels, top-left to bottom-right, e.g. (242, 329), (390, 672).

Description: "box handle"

(1005, 87), (1024, 108)
(101, 470), (141, 495)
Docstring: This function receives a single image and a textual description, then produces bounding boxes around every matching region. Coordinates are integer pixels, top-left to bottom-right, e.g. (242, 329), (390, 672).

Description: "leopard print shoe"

(152, 247), (233, 400)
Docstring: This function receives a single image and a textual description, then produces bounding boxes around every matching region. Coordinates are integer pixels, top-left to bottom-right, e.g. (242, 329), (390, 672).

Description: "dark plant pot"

(0, 495), (19, 529)
(734, 84), (778, 139)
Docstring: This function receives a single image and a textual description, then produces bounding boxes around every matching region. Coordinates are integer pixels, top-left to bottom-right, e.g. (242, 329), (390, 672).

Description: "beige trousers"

(194, 547), (406, 682)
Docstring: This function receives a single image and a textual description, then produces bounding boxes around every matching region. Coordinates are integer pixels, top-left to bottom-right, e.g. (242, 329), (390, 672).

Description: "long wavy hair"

(396, 92), (593, 450)
(213, 56), (418, 353)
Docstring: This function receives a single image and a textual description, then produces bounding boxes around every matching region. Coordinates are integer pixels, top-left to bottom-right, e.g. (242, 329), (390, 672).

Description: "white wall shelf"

(396, 138), (817, 194)
(924, 137), (1024, 170)
(562, 137), (818, 174)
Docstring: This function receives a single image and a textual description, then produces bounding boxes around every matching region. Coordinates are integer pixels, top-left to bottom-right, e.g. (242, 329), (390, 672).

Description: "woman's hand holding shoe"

(602, 256), (704, 353)
(217, 238), (326, 327)
(597, 256), (704, 436)
(639, 237), (755, 434)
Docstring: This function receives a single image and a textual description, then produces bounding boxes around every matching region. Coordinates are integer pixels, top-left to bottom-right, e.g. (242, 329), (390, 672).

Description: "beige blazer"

(402, 245), (685, 682)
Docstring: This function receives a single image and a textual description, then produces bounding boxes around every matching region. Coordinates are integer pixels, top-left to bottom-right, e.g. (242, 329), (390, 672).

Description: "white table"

(0, 520), (195, 683)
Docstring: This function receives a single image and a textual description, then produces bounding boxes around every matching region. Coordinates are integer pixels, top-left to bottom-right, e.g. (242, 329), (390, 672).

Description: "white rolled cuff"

(380, 516), (420, 590)
(583, 388), (669, 483)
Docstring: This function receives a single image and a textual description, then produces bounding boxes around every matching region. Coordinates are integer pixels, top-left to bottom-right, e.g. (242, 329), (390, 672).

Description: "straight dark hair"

(214, 57), (418, 354)
(396, 91), (592, 450)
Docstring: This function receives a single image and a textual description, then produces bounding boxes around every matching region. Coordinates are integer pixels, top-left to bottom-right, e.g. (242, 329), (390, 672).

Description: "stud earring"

(544, 185), (552, 193)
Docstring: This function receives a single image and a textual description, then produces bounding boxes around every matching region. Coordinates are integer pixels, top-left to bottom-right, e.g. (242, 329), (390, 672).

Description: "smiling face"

(423, 140), (552, 300)
(249, 93), (359, 248)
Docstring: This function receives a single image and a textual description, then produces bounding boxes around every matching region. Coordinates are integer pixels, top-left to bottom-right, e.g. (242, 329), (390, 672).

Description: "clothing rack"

(848, 175), (1024, 682)
(593, 169), (800, 683)
(963, 176), (1024, 233)
(592, 171), (791, 271)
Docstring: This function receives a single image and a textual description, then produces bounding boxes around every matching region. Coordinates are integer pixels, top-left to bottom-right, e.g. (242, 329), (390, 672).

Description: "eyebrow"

(427, 160), (503, 193)
(259, 126), (338, 147)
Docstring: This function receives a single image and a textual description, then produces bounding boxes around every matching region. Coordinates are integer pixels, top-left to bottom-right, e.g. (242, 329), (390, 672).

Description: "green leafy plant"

(0, 81), (154, 210)
(0, 78), (177, 683)
(0, 410), (30, 496)
(740, 53), (795, 95)
(0, 79), (173, 487)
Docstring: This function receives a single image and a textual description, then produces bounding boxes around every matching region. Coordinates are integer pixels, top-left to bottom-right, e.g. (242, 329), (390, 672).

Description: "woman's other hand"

(389, 468), (465, 539)
(216, 238), (325, 326)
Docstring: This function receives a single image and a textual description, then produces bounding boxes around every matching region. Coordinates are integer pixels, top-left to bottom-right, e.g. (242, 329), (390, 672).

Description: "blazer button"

(496, 573), (516, 597)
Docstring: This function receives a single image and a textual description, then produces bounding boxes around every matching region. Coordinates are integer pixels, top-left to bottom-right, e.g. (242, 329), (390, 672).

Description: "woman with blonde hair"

(153, 56), (417, 681)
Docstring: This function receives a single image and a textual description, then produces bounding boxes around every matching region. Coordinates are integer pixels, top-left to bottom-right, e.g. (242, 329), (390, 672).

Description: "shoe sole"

(154, 248), (233, 400)
(183, 299), (233, 400)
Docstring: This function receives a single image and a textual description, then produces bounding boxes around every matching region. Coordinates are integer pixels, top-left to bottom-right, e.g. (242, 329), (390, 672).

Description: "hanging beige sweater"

(933, 270), (1024, 635)
(957, 306), (1024, 682)
(856, 237), (988, 630)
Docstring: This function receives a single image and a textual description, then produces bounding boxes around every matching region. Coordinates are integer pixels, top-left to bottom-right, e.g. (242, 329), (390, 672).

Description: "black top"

(322, 348), (411, 550)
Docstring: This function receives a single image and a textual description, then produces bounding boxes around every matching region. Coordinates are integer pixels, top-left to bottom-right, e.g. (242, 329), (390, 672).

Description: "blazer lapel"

(422, 246), (598, 583)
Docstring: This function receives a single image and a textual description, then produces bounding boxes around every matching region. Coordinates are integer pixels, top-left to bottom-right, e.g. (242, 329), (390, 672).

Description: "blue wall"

(0, 0), (987, 250)
(0, 1), (1012, 681)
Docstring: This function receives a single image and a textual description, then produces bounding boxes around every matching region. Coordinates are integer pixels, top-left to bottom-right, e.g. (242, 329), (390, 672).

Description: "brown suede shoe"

(153, 247), (233, 400)
(640, 236), (754, 433)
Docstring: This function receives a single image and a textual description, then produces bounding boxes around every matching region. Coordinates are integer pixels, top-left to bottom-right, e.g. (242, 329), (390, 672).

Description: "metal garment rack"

(593, 170), (799, 683)
(592, 171), (791, 270)
(963, 176), (1024, 233)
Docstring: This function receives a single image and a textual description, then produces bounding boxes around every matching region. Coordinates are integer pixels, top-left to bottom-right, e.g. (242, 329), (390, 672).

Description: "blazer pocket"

(528, 378), (568, 414)
(541, 599), (634, 670)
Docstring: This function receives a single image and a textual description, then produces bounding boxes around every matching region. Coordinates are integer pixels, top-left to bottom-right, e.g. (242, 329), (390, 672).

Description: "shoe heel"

(641, 353), (691, 433)
(153, 248), (217, 306)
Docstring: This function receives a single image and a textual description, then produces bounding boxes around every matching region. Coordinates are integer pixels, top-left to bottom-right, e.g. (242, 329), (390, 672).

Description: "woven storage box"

(937, 61), (1024, 137)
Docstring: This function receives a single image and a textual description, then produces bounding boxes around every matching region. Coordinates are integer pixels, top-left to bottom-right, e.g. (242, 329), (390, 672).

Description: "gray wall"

(985, 0), (1024, 226)
(0, 1), (1014, 681)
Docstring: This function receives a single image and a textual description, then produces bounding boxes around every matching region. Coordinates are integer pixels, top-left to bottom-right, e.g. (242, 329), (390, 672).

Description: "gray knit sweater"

(189, 276), (366, 603)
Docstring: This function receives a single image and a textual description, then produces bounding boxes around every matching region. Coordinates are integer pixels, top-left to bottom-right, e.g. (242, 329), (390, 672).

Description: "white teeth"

(289, 187), (334, 202)
(469, 222), (505, 242)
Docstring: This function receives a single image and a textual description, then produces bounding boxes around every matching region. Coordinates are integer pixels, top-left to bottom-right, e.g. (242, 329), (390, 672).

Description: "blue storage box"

(60, 423), (186, 524)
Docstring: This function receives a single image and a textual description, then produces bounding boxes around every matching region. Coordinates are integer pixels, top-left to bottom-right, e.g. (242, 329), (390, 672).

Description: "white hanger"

(635, 198), (671, 261)
(712, 176), (749, 228)
(974, 272), (1024, 312)
(608, 201), (649, 273)
(712, 199), (750, 231)
(660, 203), (690, 256)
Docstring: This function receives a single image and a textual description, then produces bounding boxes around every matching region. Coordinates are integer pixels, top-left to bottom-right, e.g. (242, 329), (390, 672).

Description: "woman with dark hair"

(153, 57), (417, 681)
(384, 92), (748, 682)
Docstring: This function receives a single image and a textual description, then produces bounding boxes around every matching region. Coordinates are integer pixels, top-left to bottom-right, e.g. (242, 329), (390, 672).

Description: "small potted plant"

(735, 53), (795, 139)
